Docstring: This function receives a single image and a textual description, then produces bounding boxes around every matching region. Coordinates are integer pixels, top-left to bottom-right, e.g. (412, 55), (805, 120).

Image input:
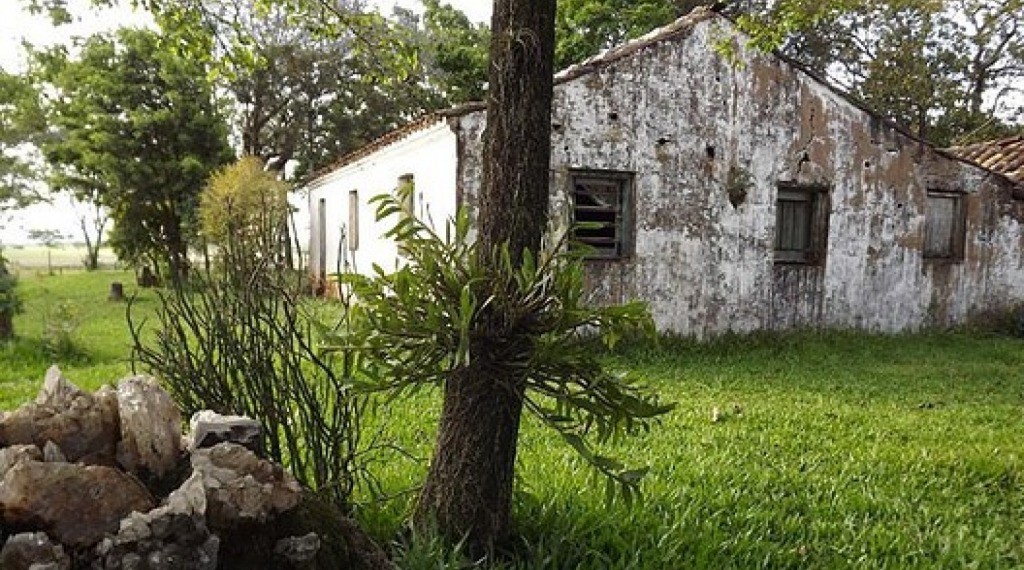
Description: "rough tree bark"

(413, 0), (557, 555)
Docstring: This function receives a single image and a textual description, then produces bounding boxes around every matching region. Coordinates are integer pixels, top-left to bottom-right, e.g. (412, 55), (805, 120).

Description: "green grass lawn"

(0, 269), (157, 407)
(2, 271), (1022, 569)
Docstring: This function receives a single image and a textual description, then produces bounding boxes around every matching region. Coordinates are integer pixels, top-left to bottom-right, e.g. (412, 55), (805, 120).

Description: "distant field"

(2, 245), (119, 272)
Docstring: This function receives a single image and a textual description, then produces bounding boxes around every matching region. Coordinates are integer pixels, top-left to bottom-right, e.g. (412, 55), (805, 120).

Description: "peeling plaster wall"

(456, 18), (1024, 336)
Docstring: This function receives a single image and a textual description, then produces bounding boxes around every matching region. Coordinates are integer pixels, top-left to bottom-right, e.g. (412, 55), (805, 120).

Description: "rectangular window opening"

(570, 170), (634, 259)
(774, 183), (829, 265)
(348, 190), (359, 252)
(924, 190), (966, 261)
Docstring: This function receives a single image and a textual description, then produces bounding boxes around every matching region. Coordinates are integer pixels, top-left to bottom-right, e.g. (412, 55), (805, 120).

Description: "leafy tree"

(36, 28), (233, 280)
(0, 70), (47, 212)
(777, 0), (1023, 145)
(555, 0), (709, 68)
(0, 250), (21, 341)
(412, 0), (490, 104)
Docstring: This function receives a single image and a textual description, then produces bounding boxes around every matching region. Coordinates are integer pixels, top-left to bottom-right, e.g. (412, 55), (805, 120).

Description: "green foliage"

(33, 28), (233, 276)
(0, 252), (23, 338)
(737, 0), (1023, 145)
(41, 299), (81, 360)
(0, 69), (47, 212)
(130, 207), (366, 509)
(200, 156), (290, 248)
(555, 0), (707, 69)
(416, 0), (489, 104)
(324, 189), (673, 499)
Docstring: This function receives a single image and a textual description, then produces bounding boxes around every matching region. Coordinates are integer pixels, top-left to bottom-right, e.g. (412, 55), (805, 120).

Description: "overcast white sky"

(0, 0), (491, 244)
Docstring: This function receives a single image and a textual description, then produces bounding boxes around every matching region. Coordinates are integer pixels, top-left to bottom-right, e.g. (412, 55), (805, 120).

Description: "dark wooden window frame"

(569, 169), (635, 260)
(923, 189), (967, 262)
(774, 182), (830, 265)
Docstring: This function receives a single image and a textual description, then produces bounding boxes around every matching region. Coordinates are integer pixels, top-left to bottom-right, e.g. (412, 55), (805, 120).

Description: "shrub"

(199, 156), (291, 248)
(130, 194), (365, 510)
(42, 300), (81, 360)
(0, 251), (22, 341)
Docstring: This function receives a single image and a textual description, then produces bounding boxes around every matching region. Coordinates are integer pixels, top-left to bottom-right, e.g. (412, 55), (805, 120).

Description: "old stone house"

(305, 7), (1024, 337)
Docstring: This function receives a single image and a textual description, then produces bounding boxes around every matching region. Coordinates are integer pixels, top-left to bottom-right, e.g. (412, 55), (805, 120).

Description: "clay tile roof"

(946, 136), (1024, 185)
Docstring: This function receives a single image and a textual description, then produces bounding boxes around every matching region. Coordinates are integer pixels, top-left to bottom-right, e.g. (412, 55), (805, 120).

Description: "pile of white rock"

(0, 367), (317, 570)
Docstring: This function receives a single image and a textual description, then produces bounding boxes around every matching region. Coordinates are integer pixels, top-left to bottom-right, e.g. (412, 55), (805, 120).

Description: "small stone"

(35, 366), (84, 408)
(274, 532), (320, 565)
(0, 532), (70, 570)
(191, 443), (301, 530)
(42, 441), (66, 463)
(0, 445), (41, 478)
(0, 462), (156, 548)
(116, 376), (183, 478)
(188, 410), (262, 453)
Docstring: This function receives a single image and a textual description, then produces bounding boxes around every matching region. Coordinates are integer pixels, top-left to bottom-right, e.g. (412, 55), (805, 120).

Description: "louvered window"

(571, 171), (633, 259)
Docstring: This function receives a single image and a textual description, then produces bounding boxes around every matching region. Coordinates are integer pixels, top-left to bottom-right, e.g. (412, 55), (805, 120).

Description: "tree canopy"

(0, 70), (47, 213)
(34, 27), (232, 277)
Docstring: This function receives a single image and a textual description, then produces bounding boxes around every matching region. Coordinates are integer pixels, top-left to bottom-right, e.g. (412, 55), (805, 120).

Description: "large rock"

(188, 410), (261, 453)
(0, 532), (70, 570)
(0, 369), (120, 465)
(94, 472), (219, 570)
(190, 443), (301, 530)
(0, 445), (41, 479)
(116, 376), (183, 478)
(0, 462), (156, 548)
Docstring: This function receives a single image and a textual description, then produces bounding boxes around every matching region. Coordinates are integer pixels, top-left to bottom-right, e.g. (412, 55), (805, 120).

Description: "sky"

(0, 0), (491, 245)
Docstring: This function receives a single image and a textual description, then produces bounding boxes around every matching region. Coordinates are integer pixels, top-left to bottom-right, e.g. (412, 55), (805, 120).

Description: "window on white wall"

(923, 190), (966, 261)
(348, 190), (359, 252)
(570, 170), (634, 259)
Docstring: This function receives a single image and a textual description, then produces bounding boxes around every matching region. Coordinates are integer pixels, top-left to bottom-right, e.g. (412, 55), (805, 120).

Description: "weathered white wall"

(306, 119), (459, 287)
(455, 15), (1024, 336)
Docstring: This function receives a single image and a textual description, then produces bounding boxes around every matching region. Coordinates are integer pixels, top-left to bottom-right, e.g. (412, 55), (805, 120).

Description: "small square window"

(570, 171), (633, 259)
(774, 183), (829, 264)
(924, 191), (966, 261)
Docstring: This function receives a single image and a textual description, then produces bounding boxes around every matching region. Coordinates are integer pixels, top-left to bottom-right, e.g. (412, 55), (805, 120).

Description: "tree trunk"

(415, 362), (526, 554)
(413, 0), (556, 556)
(0, 311), (12, 341)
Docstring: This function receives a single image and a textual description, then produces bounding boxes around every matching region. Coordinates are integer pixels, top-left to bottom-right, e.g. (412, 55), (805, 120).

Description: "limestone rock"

(0, 445), (41, 478)
(0, 374), (120, 465)
(0, 462), (156, 548)
(116, 376), (183, 478)
(0, 532), (70, 570)
(188, 410), (261, 453)
(35, 366), (83, 408)
(190, 443), (301, 530)
(42, 441), (66, 463)
(274, 533), (320, 566)
(94, 473), (219, 570)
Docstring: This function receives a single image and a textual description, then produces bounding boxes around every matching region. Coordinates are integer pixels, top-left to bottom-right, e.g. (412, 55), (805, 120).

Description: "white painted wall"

(306, 119), (459, 286)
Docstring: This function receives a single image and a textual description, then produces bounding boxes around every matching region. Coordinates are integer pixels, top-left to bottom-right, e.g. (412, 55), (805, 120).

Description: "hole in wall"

(608, 112), (619, 121)
(706, 145), (716, 160)
(864, 160), (872, 168)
